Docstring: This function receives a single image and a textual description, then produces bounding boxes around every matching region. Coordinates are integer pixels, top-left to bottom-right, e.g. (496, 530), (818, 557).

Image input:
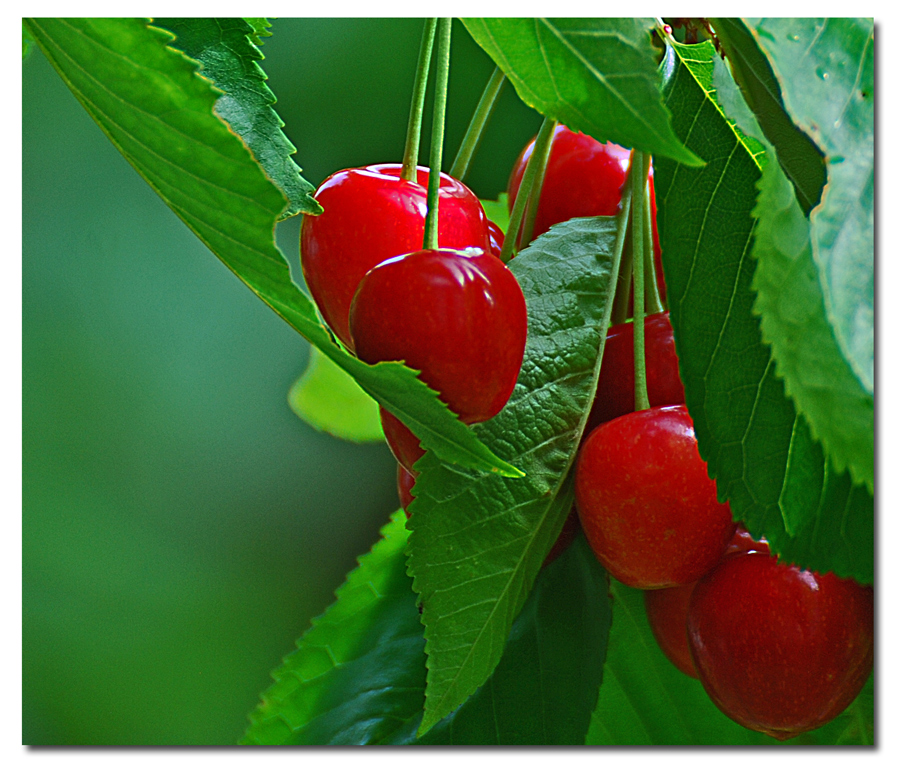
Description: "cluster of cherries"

(300, 125), (874, 742)
(299, 163), (528, 512)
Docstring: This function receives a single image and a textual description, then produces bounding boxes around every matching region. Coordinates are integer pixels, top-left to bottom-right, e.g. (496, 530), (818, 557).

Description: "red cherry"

(586, 311), (684, 432)
(575, 405), (736, 589)
(645, 583), (699, 678)
(644, 524), (769, 679)
(687, 552), (874, 740)
(397, 463), (417, 518)
(381, 407), (425, 473)
(507, 126), (664, 301)
(486, 220), (504, 259)
(508, 125), (630, 239)
(350, 247), (527, 426)
(300, 164), (490, 349)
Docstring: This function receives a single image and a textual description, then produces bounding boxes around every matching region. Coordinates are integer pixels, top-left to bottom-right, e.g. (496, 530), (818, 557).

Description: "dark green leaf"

(751, 160), (873, 491)
(409, 216), (624, 735)
(288, 347), (383, 443)
(654, 40), (872, 583)
(711, 18), (826, 214)
(26, 18), (519, 479)
(243, 519), (611, 745)
(240, 511), (426, 745)
(462, 18), (702, 166)
(151, 17), (321, 219)
(586, 581), (873, 744)
(391, 534), (611, 745)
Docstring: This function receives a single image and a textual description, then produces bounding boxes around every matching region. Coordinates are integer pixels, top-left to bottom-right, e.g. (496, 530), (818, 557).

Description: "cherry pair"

(301, 163), (528, 477)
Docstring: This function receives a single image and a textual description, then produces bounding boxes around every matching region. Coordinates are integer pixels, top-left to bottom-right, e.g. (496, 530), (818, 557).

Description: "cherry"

(506, 126), (663, 302)
(508, 125), (631, 239)
(687, 552), (874, 740)
(486, 220), (504, 259)
(587, 311), (684, 432)
(300, 164), (491, 349)
(644, 525), (770, 679)
(575, 405), (736, 589)
(349, 246), (527, 434)
(397, 463), (417, 518)
(381, 407), (425, 473)
(645, 582), (699, 678)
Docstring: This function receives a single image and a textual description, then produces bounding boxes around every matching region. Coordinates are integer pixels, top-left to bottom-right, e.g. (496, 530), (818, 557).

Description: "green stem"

(499, 116), (556, 264)
(401, 19), (438, 183)
(423, 18), (452, 251)
(642, 175), (665, 315)
(632, 151), (652, 412)
(519, 120), (556, 249)
(449, 67), (506, 182)
(610, 226), (634, 325)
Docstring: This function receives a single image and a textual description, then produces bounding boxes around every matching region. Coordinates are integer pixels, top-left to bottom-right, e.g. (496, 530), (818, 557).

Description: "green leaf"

(480, 194), (509, 233)
(243, 18), (273, 47)
(462, 18), (702, 166)
(751, 160), (873, 490)
(23, 21), (35, 58)
(398, 534), (611, 745)
(288, 347), (383, 443)
(747, 19), (875, 414)
(240, 510), (426, 745)
(711, 18), (826, 214)
(586, 581), (873, 745)
(654, 40), (873, 583)
(151, 17), (321, 219)
(243, 520), (611, 745)
(26, 18), (519, 479)
(409, 216), (624, 735)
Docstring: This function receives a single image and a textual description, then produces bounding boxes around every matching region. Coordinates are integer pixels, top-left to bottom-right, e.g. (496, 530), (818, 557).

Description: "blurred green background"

(22, 18), (540, 745)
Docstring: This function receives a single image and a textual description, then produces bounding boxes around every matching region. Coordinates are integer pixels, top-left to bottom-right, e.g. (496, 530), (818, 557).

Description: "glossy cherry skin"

(644, 525), (770, 679)
(300, 164), (491, 349)
(575, 405), (736, 589)
(587, 311), (684, 432)
(508, 125), (631, 239)
(486, 220), (504, 259)
(507, 126), (663, 300)
(381, 407), (425, 473)
(687, 552), (874, 740)
(350, 247), (528, 426)
(397, 463), (417, 518)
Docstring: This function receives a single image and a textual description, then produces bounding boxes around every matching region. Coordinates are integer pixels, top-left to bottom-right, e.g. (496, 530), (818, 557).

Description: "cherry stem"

(401, 19), (438, 184)
(423, 18), (452, 251)
(500, 116), (556, 264)
(519, 121), (555, 249)
(449, 66), (506, 182)
(642, 178), (665, 315)
(631, 151), (653, 412)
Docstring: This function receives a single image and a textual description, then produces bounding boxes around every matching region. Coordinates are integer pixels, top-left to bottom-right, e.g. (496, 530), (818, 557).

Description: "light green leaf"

(151, 17), (321, 219)
(463, 18), (702, 165)
(751, 160), (873, 490)
(654, 40), (873, 583)
(288, 347), (383, 443)
(711, 17), (826, 214)
(746, 17), (874, 445)
(480, 194), (509, 233)
(409, 216), (624, 736)
(26, 18), (519, 479)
